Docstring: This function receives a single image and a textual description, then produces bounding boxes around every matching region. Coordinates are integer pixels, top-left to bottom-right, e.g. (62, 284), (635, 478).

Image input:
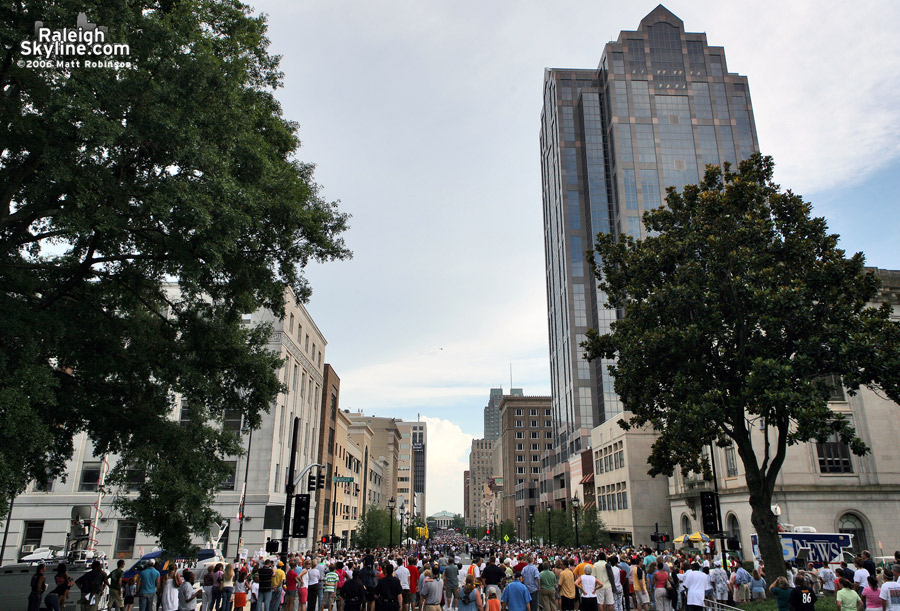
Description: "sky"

(248, 0), (900, 516)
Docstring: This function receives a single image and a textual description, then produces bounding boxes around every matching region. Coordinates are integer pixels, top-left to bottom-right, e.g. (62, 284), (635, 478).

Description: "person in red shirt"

(407, 558), (420, 611)
(514, 556), (529, 575)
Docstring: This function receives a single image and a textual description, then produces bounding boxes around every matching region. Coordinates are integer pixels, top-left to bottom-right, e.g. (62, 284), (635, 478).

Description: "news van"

(751, 530), (854, 568)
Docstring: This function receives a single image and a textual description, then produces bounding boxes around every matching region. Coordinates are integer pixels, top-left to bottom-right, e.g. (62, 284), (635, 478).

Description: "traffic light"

(700, 491), (720, 534)
(307, 473), (316, 492)
(651, 532), (658, 542)
(321, 536), (328, 545)
(727, 536), (741, 551)
(292, 494), (310, 538)
(317, 473), (325, 489)
(265, 539), (280, 554)
(659, 533), (669, 543)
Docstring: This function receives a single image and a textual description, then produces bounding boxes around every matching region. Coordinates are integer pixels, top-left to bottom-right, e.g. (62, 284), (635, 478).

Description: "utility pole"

(280, 416), (300, 564)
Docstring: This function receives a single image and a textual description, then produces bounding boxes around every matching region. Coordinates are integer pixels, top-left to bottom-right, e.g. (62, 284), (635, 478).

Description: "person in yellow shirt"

(559, 559), (578, 611)
(631, 559), (649, 611)
(575, 560), (589, 581)
(272, 561), (287, 611)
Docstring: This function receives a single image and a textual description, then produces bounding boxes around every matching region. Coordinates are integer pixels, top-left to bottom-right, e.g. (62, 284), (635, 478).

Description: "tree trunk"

(748, 486), (786, 583)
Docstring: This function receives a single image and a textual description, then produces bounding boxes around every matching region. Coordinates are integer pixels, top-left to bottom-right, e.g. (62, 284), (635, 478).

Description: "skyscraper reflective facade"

(540, 5), (759, 501)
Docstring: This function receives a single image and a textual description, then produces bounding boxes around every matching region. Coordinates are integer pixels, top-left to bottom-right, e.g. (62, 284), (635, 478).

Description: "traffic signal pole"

(281, 417), (301, 565)
(280, 414), (324, 563)
(708, 443), (727, 569)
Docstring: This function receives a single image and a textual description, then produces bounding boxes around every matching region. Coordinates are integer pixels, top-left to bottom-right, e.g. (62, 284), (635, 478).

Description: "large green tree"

(355, 506), (401, 549)
(1, 0), (350, 551)
(584, 155), (900, 580)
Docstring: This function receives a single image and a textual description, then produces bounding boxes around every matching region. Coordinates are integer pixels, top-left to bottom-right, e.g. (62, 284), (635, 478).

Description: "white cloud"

(421, 416), (474, 516)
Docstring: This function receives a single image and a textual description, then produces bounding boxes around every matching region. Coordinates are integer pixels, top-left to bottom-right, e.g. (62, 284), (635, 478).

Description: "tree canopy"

(584, 154), (900, 579)
(1, 0), (350, 551)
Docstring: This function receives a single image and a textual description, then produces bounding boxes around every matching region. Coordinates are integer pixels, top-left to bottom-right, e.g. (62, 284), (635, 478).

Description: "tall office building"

(540, 5), (759, 487)
(483, 387), (523, 441)
(467, 438), (493, 528)
(396, 421), (427, 519)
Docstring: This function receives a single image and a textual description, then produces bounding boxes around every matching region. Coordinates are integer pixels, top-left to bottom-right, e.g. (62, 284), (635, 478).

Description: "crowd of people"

(23, 533), (900, 611)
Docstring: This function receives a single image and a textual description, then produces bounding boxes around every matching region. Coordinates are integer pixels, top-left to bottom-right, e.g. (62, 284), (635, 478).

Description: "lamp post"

(236, 422), (254, 558)
(388, 497), (396, 550)
(528, 510), (534, 542)
(517, 516), (521, 542)
(572, 493), (581, 548)
(399, 506), (407, 549)
(546, 506), (552, 545)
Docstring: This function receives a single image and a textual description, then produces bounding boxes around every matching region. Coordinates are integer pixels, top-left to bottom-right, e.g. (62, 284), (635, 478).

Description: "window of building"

(223, 408), (242, 432)
(725, 444), (738, 477)
(219, 461), (237, 490)
(125, 469), (144, 492)
(516, 455), (525, 463)
(530, 420), (538, 427)
(530, 432), (539, 439)
(515, 409), (523, 416)
(817, 427), (853, 474)
(838, 513), (868, 554)
(114, 520), (137, 559)
(531, 466), (541, 474)
(33, 478), (54, 492)
(545, 431), (552, 439)
(21, 521), (43, 554)
(515, 420), (524, 428)
(515, 432), (524, 439)
(820, 374), (846, 402)
(79, 462), (102, 492)
(516, 467), (525, 474)
(728, 514), (741, 543)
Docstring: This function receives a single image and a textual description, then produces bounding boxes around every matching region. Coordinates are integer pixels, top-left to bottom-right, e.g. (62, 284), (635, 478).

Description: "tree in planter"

(0, 0), (350, 552)
(584, 155), (900, 581)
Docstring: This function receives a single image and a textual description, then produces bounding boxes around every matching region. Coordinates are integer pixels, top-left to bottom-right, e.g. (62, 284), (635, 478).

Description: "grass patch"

(733, 594), (837, 611)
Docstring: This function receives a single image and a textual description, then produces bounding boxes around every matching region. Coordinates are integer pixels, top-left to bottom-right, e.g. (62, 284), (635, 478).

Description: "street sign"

(503, 535), (509, 542)
(333, 476), (354, 483)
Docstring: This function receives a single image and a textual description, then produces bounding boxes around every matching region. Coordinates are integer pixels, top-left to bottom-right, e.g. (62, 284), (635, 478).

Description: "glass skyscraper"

(540, 6), (759, 491)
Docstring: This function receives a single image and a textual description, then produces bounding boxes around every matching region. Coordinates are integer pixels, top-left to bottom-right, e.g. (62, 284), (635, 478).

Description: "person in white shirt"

(681, 564), (707, 611)
(396, 563), (411, 590)
(853, 558), (871, 593)
(820, 565), (836, 595)
(879, 566), (900, 611)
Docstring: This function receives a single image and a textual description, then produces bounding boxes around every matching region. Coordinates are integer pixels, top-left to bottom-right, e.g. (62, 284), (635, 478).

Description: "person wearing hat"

(710, 560), (728, 604)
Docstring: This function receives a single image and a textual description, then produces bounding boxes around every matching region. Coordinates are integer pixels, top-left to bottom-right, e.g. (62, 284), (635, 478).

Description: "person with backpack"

(458, 575), (484, 611)
(359, 560), (378, 611)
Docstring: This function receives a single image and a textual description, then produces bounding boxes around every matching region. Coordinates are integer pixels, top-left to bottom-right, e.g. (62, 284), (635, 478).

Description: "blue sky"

(248, 0), (900, 513)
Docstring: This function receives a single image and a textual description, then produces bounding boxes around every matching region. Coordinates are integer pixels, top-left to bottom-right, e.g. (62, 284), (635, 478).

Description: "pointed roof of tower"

(637, 4), (684, 31)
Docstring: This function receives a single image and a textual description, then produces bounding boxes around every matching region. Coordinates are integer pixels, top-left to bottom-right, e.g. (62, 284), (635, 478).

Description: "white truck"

(751, 530), (855, 568)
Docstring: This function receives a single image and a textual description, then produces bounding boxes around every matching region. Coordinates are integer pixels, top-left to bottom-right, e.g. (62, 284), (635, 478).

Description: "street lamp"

(388, 497), (396, 550)
(546, 506), (552, 546)
(399, 505), (407, 548)
(528, 510), (534, 542)
(236, 421), (254, 559)
(572, 493), (581, 548)
(517, 516), (521, 541)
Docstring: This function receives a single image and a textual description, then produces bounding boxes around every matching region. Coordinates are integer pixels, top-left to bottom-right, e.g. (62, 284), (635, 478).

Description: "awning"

(582, 501), (595, 510)
(579, 473), (594, 484)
